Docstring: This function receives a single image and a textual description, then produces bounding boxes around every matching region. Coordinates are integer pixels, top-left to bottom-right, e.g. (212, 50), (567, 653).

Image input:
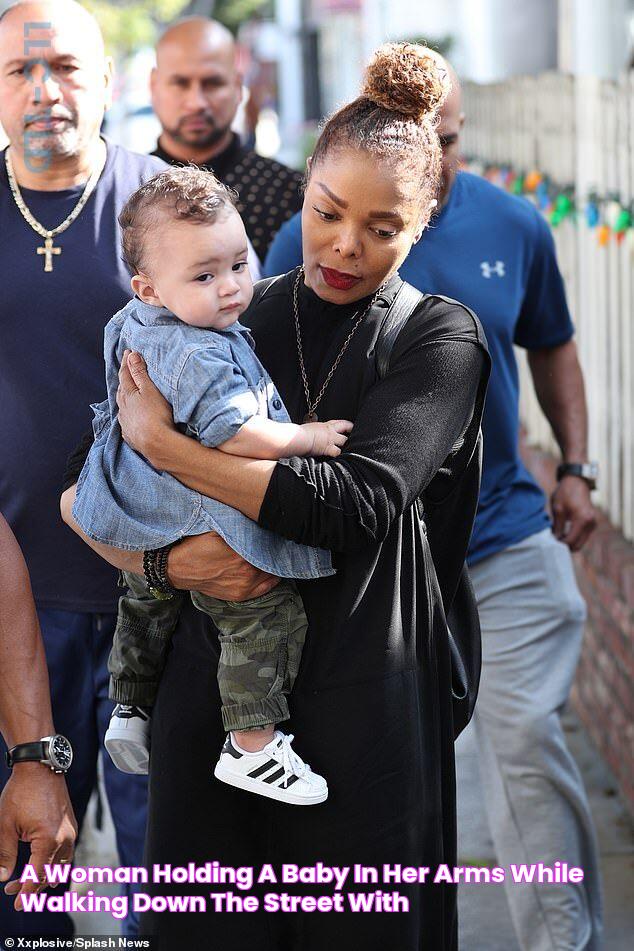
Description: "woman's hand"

(117, 351), (174, 463)
(168, 534), (280, 601)
(117, 350), (276, 520)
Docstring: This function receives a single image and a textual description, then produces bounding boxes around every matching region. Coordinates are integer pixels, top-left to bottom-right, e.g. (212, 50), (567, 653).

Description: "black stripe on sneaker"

(263, 767), (287, 784)
(280, 774), (299, 788)
(115, 705), (149, 721)
(247, 759), (279, 778)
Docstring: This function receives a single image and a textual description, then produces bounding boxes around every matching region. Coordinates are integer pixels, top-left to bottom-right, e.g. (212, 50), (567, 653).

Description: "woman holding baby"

(63, 43), (489, 950)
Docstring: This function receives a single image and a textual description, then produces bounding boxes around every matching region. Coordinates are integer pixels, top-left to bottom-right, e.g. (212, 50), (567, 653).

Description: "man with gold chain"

(0, 0), (166, 938)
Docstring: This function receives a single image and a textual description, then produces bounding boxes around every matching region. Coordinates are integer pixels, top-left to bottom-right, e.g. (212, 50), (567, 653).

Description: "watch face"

(49, 734), (73, 771)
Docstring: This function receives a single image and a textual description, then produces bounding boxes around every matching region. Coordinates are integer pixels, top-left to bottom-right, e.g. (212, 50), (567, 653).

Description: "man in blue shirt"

(0, 0), (165, 937)
(264, 54), (602, 951)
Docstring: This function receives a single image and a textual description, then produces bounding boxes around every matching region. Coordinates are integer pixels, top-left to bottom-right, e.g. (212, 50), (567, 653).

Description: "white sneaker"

(214, 731), (328, 805)
(104, 704), (151, 774)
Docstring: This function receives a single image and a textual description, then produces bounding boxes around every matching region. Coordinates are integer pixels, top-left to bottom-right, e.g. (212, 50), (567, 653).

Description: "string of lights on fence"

(464, 158), (633, 248)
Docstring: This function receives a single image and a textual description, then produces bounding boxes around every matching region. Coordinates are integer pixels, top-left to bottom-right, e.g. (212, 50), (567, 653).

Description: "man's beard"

(22, 114), (82, 162)
(168, 113), (230, 151)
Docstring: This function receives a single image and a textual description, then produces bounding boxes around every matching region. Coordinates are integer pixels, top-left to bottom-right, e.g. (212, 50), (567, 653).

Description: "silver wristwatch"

(556, 462), (599, 491)
(6, 734), (73, 773)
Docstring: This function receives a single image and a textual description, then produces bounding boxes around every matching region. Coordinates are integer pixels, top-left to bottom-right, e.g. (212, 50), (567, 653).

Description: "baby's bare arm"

(218, 417), (353, 459)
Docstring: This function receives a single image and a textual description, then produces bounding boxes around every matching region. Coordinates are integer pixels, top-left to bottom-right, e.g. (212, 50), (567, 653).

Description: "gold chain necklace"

(5, 143), (107, 273)
(293, 265), (386, 423)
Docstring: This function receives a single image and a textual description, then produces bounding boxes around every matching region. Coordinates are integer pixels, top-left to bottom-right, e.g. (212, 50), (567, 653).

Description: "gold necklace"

(5, 143), (107, 273)
(293, 266), (387, 423)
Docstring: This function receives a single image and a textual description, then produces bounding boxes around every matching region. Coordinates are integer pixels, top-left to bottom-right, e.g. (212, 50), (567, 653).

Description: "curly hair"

(310, 43), (450, 214)
(118, 166), (237, 274)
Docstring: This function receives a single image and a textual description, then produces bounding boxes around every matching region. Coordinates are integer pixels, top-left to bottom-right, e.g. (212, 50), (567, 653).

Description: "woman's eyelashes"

(312, 205), (337, 222)
(312, 205), (397, 239)
(372, 227), (398, 239)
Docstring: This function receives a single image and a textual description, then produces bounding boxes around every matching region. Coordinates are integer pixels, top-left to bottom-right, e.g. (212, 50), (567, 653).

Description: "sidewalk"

(72, 709), (634, 946)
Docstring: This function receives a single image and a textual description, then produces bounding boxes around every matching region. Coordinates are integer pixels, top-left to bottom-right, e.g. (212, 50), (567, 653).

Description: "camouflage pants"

(109, 572), (307, 732)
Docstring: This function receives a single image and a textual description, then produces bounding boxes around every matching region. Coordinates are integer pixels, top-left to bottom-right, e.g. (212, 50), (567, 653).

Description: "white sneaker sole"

(104, 728), (149, 775)
(214, 762), (328, 805)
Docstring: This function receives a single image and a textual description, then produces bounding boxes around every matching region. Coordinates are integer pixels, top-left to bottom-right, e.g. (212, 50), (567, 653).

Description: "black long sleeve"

(62, 428), (94, 492)
(258, 300), (488, 553)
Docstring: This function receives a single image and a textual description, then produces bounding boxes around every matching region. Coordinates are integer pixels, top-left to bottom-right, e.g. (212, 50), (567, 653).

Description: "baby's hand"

(302, 419), (353, 457)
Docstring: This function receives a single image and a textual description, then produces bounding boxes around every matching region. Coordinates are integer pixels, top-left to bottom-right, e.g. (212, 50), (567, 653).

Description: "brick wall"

(521, 440), (634, 815)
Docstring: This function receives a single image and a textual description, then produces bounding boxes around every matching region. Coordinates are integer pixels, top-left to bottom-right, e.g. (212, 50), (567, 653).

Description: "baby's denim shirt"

(72, 298), (334, 579)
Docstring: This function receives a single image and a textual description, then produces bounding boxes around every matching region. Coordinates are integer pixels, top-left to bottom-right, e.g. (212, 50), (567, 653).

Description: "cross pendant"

(303, 412), (319, 423)
(37, 235), (61, 272)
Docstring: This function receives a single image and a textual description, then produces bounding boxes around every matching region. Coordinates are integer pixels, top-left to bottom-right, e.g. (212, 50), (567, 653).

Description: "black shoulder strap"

(375, 281), (425, 379)
(374, 279), (486, 740)
(250, 273), (285, 309)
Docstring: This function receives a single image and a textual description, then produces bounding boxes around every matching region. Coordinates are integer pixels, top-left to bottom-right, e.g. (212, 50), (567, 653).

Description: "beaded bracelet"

(143, 543), (178, 600)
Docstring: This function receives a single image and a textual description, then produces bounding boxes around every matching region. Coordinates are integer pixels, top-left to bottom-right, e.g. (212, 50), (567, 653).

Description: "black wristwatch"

(556, 462), (599, 491)
(5, 734), (73, 773)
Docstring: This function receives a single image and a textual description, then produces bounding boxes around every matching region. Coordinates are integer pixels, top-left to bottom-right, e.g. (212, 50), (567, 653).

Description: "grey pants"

(465, 529), (603, 950)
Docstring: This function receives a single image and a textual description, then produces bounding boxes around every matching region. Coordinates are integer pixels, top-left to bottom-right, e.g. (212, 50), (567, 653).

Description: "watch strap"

(6, 740), (47, 768)
(556, 462), (597, 489)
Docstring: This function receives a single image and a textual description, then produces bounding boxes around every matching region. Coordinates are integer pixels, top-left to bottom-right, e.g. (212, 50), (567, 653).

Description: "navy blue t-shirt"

(0, 139), (165, 610)
(263, 172), (574, 564)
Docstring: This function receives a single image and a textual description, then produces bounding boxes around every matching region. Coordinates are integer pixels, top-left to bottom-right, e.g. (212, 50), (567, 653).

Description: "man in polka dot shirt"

(150, 17), (303, 264)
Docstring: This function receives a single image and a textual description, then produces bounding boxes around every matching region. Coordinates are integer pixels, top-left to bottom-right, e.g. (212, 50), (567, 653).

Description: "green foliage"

(298, 125), (318, 169)
(82, 0), (272, 55)
(214, 0), (272, 33)
(82, 1), (192, 57)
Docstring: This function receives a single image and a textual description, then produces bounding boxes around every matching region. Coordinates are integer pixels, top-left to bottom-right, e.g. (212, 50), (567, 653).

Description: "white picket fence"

(462, 73), (634, 543)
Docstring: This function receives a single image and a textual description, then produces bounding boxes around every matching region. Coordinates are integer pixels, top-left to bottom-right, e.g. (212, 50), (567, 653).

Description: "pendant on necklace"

(37, 235), (62, 272)
(303, 412), (319, 423)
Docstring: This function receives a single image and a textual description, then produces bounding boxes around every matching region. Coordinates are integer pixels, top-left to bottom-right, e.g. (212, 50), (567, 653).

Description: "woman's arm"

(118, 305), (489, 553)
(115, 351), (274, 522)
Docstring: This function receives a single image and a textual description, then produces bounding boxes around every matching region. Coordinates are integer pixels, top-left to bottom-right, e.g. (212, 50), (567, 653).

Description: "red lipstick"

(320, 266), (361, 291)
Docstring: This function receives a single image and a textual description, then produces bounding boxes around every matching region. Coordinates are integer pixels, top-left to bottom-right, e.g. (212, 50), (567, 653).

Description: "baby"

(72, 167), (351, 805)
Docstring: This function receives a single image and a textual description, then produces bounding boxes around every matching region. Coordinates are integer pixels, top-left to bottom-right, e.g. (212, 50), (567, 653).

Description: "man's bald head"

(156, 17), (236, 69)
(421, 49), (464, 205)
(0, 0), (112, 161)
(151, 17), (242, 162)
(0, 0), (105, 57)
(435, 55), (462, 122)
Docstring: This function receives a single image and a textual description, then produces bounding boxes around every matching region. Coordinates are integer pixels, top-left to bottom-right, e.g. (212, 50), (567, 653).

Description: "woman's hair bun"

(361, 42), (450, 121)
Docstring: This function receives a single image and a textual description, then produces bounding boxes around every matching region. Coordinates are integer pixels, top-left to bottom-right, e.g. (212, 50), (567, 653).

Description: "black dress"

(138, 270), (490, 949)
(66, 270), (489, 949)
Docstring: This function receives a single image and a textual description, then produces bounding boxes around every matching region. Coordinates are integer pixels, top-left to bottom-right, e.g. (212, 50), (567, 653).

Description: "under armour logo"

(480, 260), (506, 278)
